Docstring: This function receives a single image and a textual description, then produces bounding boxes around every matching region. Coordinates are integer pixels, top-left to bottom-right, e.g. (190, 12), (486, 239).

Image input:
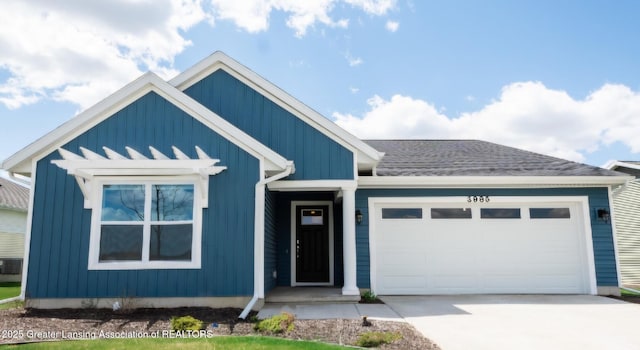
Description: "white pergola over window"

(52, 145), (226, 209)
(52, 145), (226, 270)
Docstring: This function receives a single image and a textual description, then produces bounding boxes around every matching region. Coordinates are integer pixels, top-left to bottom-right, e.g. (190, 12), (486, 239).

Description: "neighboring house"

(0, 177), (29, 283)
(1, 52), (631, 313)
(606, 161), (640, 288)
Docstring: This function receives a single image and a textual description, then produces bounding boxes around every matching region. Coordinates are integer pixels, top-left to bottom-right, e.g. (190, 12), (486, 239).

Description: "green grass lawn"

(0, 300), (23, 310)
(621, 288), (640, 297)
(0, 336), (350, 349)
(0, 282), (21, 300)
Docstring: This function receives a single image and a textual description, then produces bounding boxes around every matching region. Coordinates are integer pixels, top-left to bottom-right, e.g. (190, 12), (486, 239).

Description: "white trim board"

(19, 159), (37, 299)
(268, 180), (357, 192)
(358, 175), (631, 188)
(87, 176), (204, 270)
(605, 160), (640, 172)
(290, 201), (335, 287)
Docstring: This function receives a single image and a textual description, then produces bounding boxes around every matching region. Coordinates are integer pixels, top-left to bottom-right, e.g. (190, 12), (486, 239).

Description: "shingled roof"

(365, 140), (625, 177)
(0, 177), (29, 211)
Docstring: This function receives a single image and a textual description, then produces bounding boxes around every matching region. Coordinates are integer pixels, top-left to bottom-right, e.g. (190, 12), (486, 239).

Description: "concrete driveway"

(380, 295), (640, 350)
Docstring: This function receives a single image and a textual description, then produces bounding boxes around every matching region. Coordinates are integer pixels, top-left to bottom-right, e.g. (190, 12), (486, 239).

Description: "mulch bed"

(609, 294), (640, 304)
(0, 306), (440, 349)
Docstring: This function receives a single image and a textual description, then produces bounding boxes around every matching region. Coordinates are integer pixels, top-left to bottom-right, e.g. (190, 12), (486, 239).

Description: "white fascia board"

(605, 161), (640, 171)
(358, 175), (634, 188)
(169, 51), (382, 167)
(2, 71), (291, 175)
(268, 180), (357, 191)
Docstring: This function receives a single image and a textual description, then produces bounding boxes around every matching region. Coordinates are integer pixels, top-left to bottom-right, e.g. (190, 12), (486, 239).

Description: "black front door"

(296, 205), (330, 283)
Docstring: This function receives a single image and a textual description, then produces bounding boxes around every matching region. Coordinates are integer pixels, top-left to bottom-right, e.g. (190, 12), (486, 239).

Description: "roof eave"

(358, 175), (634, 189)
(0, 205), (28, 213)
(605, 160), (640, 171)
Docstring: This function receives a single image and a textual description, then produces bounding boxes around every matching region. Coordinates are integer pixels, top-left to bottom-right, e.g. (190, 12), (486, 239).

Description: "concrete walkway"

(381, 295), (640, 350)
(257, 302), (403, 321)
(259, 295), (640, 350)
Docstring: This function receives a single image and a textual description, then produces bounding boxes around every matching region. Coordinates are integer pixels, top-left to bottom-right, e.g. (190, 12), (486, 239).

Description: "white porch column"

(342, 186), (359, 295)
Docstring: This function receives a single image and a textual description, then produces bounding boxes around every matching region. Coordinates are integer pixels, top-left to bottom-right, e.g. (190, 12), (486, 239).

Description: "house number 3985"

(467, 196), (490, 203)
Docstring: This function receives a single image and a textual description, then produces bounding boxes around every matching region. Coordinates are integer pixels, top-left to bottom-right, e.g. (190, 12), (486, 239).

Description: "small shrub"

(254, 312), (295, 334)
(356, 331), (402, 347)
(361, 290), (378, 303)
(171, 315), (204, 331)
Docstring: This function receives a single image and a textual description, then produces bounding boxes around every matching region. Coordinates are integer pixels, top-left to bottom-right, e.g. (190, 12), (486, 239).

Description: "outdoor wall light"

(596, 208), (610, 223)
(355, 209), (363, 224)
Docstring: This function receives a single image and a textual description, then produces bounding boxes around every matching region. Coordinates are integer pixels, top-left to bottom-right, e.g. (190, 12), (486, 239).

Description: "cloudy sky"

(1, 0), (639, 168)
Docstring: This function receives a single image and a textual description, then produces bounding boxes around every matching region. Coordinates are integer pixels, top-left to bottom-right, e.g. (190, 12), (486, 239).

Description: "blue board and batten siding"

(184, 70), (354, 180)
(27, 92), (259, 299)
(355, 188), (618, 289)
(264, 189), (278, 293)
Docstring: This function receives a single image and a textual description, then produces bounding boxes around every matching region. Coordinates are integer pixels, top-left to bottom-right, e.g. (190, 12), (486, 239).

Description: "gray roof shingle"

(0, 177), (29, 211)
(364, 140), (625, 177)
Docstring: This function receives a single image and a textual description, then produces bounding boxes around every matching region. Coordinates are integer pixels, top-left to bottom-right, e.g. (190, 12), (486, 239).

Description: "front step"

(265, 287), (361, 303)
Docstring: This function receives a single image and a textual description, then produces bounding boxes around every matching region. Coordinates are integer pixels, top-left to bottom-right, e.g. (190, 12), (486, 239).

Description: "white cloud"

(209, 0), (395, 37)
(350, 86), (360, 93)
(344, 0), (397, 15)
(0, 0), (205, 110)
(0, 0), (397, 110)
(344, 52), (364, 66)
(334, 82), (640, 162)
(385, 20), (399, 32)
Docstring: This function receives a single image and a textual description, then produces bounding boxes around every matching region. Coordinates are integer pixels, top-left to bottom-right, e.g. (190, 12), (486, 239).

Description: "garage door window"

(382, 208), (422, 219)
(481, 208), (521, 219)
(431, 208), (472, 219)
(530, 208), (570, 219)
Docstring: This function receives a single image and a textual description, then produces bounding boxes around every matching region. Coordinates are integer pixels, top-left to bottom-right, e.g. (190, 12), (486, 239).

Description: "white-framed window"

(88, 177), (202, 270)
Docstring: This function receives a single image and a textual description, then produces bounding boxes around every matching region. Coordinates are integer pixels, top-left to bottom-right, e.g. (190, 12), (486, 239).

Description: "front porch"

(265, 286), (361, 303)
(263, 181), (360, 299)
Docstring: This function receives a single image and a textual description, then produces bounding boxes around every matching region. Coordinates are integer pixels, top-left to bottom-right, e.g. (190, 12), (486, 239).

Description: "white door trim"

(368, 196), (597, 295)
(291, 200), (335, 286)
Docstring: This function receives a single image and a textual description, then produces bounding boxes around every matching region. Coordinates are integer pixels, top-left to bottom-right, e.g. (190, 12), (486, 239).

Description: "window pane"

(301, 209), (323, 225)
(151, 185), (194, 221)
(481, 208), (521, 219)
(530, 208), (571, 219)
(382, 208), (423, 219)
(150, 224), (193, 261)
(101, 185), (145, 221)
(99, 225), (143, 261)
(0, 259), (22, 275)
(431, 208), (472, 219)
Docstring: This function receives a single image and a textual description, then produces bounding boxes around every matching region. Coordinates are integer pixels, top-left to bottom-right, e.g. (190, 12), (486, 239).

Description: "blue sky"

(1, 0), (639, 169)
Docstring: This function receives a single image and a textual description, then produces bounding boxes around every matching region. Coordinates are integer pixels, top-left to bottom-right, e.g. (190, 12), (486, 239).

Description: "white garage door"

(371, 197), (593, 295)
